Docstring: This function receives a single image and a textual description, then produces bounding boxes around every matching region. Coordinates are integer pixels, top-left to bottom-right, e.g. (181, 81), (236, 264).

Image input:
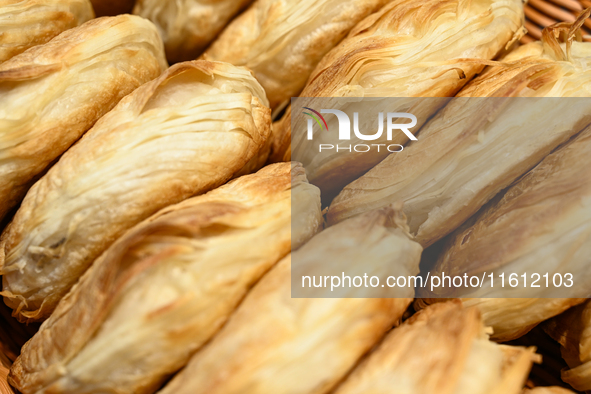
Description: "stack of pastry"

(0, 0), (589, 393)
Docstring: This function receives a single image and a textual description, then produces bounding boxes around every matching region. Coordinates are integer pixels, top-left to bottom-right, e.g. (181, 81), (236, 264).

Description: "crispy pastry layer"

(158, 206), (421, 394)
(545, 301), (591, 392)
(425, 120), (591, 341)
(333, 301), (537, 394)
(0, 15), (167, 224)
(9, 162), (322, 394)
(272, 0), (524, 194)
(329, 17), (591, 247)
(203, 0), (390, 110)
(134, 0), (253, 63)
(0, 60), (271, 322)
(0, 0), (94, 63)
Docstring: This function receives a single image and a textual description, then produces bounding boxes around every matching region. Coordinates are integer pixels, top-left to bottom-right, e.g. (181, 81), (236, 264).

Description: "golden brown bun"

(271, 0), (524, 193)
(424, 124), (591, 341)
(0, 0), (94, 63)
(134, 0), (253, 63)
(0, 60), (271, 323)
(9, 162), (322, 394)
(203, 0), (390, 110)
(334, 301), (538, 394)
(158, 206), (421, 394)
(545, 301), (591, 392)
(0, 15), (167, 224)
(329, 18), (591, 247)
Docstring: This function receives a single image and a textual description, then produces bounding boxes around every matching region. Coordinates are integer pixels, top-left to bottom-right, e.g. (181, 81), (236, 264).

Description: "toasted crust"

(0, 59), (271, 322)
(544, 301), (591, 391)
(300, 0), (522, 98)
(436, 129), (591, 278)
(134, 0), (253, 63)
(0, 15), (166, 76)
(0, 0), (94, 64)
(459, 298), (586, 342)
(420, 125), (591, 341)
(328, 20), (591, 247)
(334, 301), (537, 394)
(158, 206), (420, 394)
(274, 0), (524, 195)
(203, 0), (390, 110)
(0, 15), (167, 224)
(8, 162), (322, 394)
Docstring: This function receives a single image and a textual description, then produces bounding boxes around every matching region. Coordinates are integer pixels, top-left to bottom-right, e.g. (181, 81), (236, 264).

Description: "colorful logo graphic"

(302, 106), (417, 153)
(302, 107), (328, 132)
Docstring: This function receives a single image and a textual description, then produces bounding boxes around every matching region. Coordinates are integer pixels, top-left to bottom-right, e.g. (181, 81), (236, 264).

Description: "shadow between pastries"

(133, 0), (253, 63)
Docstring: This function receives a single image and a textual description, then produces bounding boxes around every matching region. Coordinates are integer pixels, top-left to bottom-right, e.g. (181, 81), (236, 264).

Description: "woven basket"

(0, 363), (13, 394)
(0, 302), (39, 394)
(523, 0), (591, 42)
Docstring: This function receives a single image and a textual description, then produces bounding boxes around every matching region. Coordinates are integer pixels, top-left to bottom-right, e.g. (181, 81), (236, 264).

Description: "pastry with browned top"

(9, 162), (322, 394)
(0, 0), (94, 63)
(0, 15), (167, 224)
(0, 60), (271, 323)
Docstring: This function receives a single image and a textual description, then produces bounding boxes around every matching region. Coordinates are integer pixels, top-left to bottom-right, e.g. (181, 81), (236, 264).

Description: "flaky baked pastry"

(0, 15), (167, 224)
(329, 13), (591, 247)
(89, 0), (134, 16)
(333, 301), (538, 394)
(9, 163), (322, 394)
(0, 60), (271, 323)
(272, 0), (524, 194)
(0, 0), (94, 63)
(134, 0), (253, 63)
(421, 120), (591, 341)
(544, 301), (591, 392)
(450, 299), (586, 343)
(158, 206), (421, 394)
(203, 0), (390, 110)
